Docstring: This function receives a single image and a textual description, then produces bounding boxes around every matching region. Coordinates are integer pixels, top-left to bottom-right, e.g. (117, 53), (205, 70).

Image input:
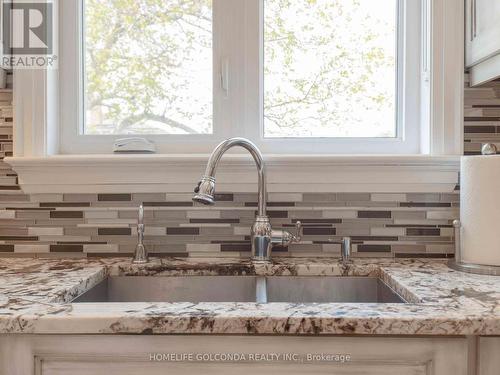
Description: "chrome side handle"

(271, 221), (302, 247)
(138, 202), (144, 224)
(132, 203), (148, 264)
(291, 221), (302, 242)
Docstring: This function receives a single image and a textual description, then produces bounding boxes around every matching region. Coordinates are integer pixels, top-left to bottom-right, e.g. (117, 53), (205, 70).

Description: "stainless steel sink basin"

(73, 276), (257, 303)
(266, 277), (405, 303)
(72, 276), (406, 303)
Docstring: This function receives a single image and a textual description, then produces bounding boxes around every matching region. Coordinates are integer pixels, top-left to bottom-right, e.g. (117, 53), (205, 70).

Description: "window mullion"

(242, 0), (262, 142)
(213, 0), (248, 141)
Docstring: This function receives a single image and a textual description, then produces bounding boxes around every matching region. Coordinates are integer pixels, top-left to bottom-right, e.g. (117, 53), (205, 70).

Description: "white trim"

(469, 54), (500, 87)
(241, 0), (423, 154)
(11, 0), (60, 157)
(5, 155), (460, 194)
(56, 0), (429, 155)
(9, 0), (465, 192)
(12, 0), (465, 157)
(427, 0), (464, 155)
(13, 66), (59, 156)
(58, 0), (231, 154)
(59, 0), (83, 154)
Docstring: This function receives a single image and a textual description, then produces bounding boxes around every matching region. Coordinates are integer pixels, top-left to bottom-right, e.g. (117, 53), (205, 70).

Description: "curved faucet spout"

(194, 138), (267, 217)
(193, 137), (300, 261)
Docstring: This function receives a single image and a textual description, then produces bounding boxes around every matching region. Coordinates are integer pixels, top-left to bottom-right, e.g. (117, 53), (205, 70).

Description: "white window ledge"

(5, 155), (460, 194)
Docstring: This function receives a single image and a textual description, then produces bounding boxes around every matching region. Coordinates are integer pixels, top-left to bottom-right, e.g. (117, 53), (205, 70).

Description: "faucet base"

(132, 244), (148, 264)
(251, 216), (273, 261)
(251, 256), (272, 263)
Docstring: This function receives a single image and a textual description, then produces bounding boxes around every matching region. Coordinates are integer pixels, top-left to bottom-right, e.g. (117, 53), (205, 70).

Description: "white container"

(460, 155), (500, 266)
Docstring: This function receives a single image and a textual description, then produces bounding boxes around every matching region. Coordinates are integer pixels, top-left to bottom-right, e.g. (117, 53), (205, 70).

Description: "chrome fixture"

(448, 219), (500, 276)
(132, 203), (148, 264)
(272, 221), (302, 247)
(481, 143), (498, 155)
(193, 137), (302, 261)
(341, 237), (352, 264)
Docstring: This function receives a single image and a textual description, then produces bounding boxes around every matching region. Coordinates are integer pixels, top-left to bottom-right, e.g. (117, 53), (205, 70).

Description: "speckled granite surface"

(0, 257), (499, 335)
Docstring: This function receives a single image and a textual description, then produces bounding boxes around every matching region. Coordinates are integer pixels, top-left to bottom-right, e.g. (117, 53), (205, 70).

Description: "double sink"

(80, 140), (405, 306)
(73, 276), (406, 304)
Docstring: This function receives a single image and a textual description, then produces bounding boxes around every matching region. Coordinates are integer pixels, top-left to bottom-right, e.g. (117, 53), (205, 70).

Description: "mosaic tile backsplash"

(0, 74), (498, 258)
(464, 75), (500, 154)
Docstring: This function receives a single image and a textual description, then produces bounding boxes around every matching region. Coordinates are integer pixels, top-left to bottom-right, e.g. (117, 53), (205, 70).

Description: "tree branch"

(116, 113), (199, 134)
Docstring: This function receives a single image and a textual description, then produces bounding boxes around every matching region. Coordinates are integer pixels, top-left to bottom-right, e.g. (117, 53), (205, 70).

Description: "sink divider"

(256, 276), (267, 303)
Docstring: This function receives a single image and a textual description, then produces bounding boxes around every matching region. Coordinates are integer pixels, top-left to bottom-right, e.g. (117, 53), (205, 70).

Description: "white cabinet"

(0, 335), (470, 375)
(465, 0), (500, 66)
(478, 337), (500, 375)
(465, 0), (500, 86)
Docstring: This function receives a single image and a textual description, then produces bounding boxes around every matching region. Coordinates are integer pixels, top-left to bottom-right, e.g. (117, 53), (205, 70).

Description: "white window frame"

(53, 0), (438, 155)
(59, 0), (234, 154)
(244, 0), (422, 154)
(7, 0), (464, 194)
(12, 0), (464, 158)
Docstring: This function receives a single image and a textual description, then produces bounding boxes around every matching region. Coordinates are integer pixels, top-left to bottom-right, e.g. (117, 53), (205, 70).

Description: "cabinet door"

(0, 335), (470, 375)
(478, 337), (500, 375)
(465, 0), (500, 67)
(39, 360), (429, 375)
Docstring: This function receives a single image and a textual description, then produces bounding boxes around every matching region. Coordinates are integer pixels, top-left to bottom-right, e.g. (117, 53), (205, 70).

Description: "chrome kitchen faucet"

(193, 138), (302, 261)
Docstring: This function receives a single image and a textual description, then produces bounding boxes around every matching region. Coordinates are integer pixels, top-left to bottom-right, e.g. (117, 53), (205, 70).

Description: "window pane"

(264, 0), (397, 138)
(84, 0), (212, 135)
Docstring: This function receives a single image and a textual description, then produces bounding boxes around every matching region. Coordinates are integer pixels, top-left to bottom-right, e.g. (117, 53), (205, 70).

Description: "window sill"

(5, 154), (460, 194)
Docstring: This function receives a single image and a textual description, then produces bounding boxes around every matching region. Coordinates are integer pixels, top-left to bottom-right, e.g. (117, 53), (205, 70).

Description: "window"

(264, 0), (397, 139)
(60, 0), (423, 154)
(84, 0), (213, 135)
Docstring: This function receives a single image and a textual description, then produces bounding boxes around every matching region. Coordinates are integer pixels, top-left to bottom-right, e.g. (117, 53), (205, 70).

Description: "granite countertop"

(0, 257), (499, 336)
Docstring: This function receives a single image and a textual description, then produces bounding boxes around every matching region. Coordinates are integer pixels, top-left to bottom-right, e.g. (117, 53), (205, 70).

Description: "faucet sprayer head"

(192, 176), (216, 206)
